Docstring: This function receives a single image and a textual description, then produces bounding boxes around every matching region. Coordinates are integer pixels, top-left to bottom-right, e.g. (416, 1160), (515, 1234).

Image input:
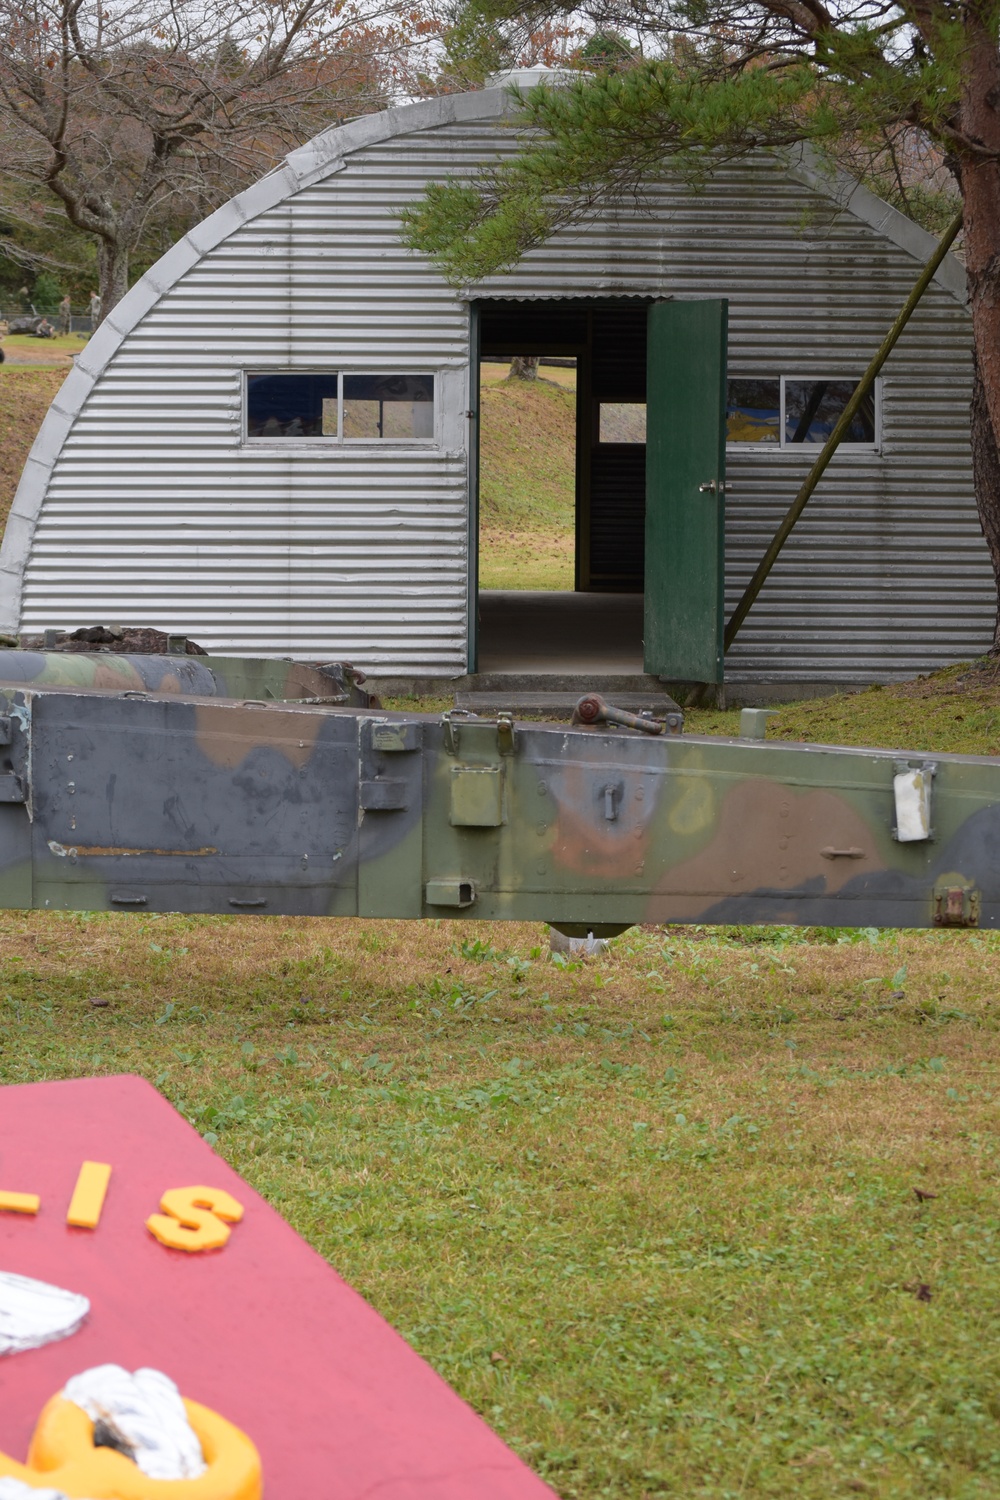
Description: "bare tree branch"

(0, 0), (434, 312)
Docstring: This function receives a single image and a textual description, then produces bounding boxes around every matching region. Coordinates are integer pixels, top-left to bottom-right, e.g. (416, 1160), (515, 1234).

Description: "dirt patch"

(1, 333), (83, 366)
(1, 345), (75, 366)
(892, 659), (1000, 699)
(20, 625), (207, 654)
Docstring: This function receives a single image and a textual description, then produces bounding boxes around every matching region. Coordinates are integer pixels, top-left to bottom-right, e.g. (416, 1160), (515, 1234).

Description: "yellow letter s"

(146, 1186), (244, 1252)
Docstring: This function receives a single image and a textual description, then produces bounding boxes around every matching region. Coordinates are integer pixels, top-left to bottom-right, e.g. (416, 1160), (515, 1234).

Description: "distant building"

(0, 77), (981, 691)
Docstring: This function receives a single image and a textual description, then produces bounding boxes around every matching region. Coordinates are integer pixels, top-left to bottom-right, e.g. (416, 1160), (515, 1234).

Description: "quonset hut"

(0, 73), (985, 694)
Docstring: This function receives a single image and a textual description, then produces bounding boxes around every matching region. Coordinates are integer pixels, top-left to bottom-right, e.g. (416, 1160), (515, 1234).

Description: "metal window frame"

(242, 369), (342, 446)
(241, 369), (439, 447)
(726, 375), (883, 454)
(340, 371), (438, 446)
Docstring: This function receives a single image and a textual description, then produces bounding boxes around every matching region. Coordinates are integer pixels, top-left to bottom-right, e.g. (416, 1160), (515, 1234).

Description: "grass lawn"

(1, 332), (87, 355)
(3, 681), (1000, 1497)
(4, 912), (998, 1499)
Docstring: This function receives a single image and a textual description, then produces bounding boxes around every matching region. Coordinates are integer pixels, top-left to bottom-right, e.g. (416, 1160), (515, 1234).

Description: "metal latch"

(441, 710), (515, 757)
(442, 708), (477, 756)
(497, 712), (516, 755)
(698, 480), (725, 494)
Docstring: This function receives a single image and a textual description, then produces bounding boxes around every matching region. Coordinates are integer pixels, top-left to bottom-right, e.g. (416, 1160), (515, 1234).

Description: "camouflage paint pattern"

(0, 652), (368, 705)
(0, 664), (994, 931)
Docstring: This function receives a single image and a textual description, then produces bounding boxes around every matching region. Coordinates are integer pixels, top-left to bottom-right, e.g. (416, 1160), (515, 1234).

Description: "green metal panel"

(644, 299), (728, 681)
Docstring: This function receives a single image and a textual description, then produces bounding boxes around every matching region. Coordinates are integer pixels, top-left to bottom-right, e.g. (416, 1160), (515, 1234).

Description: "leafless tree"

(0, 0), (431, 316)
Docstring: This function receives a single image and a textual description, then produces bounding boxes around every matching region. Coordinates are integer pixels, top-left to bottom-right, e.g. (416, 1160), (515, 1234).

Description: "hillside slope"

(0, 367), (65, 529)
(478, 372), (575, 590)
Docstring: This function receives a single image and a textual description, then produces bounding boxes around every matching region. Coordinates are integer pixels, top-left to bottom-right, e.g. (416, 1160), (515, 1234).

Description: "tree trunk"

(96, 239), (130, 323)
(970, 352), (1000, 650)
(959, 12), (1000, 651)
(508, 355), (539, 380)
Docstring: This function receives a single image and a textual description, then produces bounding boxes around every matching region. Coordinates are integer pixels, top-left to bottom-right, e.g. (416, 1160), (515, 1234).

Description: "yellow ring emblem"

(0, 1392), (261, 1499)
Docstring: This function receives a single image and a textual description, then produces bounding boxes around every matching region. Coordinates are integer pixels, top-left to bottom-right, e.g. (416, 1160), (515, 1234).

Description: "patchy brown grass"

(763, 664), (1000, 756)
(0, 365), (65, 531)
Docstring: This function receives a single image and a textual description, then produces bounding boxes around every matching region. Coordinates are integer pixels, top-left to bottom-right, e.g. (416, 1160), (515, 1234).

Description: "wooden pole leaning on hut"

(723, 208), (965, 653)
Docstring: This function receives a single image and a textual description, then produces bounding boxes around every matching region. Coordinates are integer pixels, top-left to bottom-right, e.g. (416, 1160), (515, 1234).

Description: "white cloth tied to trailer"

(0, 1271), (89, 1356)
(893, 763), (935, 842)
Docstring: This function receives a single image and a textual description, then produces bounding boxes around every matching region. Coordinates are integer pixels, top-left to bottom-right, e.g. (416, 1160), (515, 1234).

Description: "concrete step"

(467, 671), (669, 694)
(367, 671), (678, 700)
(455, 689), (678, 721)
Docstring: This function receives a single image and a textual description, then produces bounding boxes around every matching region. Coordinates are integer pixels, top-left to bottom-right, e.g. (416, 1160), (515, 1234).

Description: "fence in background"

(0, 310), (92, 334)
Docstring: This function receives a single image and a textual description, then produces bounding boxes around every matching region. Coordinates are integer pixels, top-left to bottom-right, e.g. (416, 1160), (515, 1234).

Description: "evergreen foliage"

(403, 38), (961, 283)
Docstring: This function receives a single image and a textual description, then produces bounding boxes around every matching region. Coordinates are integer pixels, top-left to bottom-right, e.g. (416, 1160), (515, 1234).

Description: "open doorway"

(478, 354), (578, 592)
(471, 298), (651, 675)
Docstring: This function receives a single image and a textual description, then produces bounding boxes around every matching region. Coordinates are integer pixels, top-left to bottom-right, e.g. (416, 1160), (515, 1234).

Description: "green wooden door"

(644, 299), (728, 682)
(467, 302), (481, 672)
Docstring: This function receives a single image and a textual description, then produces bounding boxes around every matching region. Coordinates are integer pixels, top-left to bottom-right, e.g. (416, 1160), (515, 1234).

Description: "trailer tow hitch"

(571, 693), (684, 737)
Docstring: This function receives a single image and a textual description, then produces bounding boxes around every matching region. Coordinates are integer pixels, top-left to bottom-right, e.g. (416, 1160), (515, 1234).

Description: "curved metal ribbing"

(17, 111), (983, 681)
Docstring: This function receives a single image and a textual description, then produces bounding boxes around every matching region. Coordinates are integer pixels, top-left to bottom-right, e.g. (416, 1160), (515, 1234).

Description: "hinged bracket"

(933, 874), (979, 927)
(497, 712), (516, 756)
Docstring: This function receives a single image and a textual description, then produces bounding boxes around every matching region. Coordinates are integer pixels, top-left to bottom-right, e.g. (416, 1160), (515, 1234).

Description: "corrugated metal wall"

(14, 97), (987, 681)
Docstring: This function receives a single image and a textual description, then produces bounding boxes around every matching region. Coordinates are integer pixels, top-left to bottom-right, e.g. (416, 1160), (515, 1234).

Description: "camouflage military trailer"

(0, 649), (989, 933)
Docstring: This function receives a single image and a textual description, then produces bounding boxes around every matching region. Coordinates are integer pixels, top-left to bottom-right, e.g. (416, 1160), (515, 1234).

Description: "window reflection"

(726, 380), (780, 443)
(246, 371), (436, 441)
(784, 380), (876, 444)
(726, 377), (879, 447)
(246, 373), (338, 438)
(343, 374), (435, 440)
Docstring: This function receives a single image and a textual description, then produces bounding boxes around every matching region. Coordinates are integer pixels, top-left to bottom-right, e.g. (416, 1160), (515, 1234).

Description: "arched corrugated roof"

(0, 83), (966, 632)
